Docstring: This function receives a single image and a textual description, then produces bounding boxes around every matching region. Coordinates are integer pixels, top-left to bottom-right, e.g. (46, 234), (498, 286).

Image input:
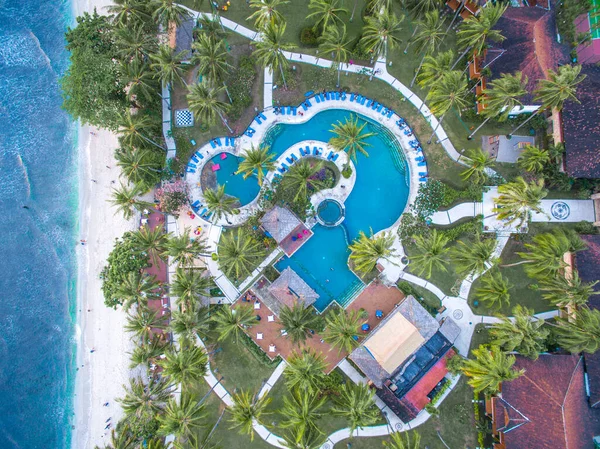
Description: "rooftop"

(491, 354), (600, 449)
(260, 206), (302, 243)
(267, 267), (319, 310)
(483, 6), (569, 104)
(563, 65), (600, 179)
(175, 17), (195, 61)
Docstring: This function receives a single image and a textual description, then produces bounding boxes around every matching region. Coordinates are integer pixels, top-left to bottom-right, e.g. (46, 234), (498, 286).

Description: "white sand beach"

(72, 123), (139, 449)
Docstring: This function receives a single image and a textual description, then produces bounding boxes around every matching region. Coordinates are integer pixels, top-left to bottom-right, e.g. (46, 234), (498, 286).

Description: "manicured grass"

(203, 331), (277, 392)
(263, 368), (386, 439)
(468, 237), (554, 316)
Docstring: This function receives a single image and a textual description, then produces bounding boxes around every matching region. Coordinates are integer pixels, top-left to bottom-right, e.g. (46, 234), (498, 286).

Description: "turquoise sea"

(0, 0), (78, 447)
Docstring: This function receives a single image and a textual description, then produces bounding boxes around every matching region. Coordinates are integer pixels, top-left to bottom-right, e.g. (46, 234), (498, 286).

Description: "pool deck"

(238, 280), (406, 373)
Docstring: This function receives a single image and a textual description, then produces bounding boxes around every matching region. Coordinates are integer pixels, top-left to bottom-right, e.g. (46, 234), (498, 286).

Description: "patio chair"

(268, 315), (275, 322)
(253, 302), (261, 310)
(269, 344), (276, 353)
(257, 333), (264, 340)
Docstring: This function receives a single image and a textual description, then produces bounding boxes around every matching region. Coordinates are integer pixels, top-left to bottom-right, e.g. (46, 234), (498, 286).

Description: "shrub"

(155, 181), (190, 217)
(263, 265), (280, 282)
(318, 369), (346, 397)
(397, 280), (418, 297)
(300, 27), (319, 46)
(397, 213), (429, 240)
(209, 287), (224, 297)
(226, 56), (256, 121)
(238, 331), (281, 367)
(437, 217), (482, 242)
(101, 232), (149, 308)
(341, 165), (352, 178)
(575, 220), (599, 235)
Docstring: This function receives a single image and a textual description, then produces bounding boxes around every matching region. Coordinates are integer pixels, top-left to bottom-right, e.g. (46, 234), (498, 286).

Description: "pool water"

(318, 199), (343, 225)
(208, 153), (260, 206)
(270, 109), (410, 311)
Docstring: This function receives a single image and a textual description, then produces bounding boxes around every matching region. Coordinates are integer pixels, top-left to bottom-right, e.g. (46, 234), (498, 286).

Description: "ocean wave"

(0, 28), (52, 69)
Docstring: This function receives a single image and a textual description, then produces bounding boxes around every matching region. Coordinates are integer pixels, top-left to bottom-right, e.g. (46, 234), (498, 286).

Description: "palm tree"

(409, 229), (449, 279)
(489, 305), (549, 360)
(453, 3), (508, 70)
(468, 71), (528, 139)
(99, 425), (136, 449)
(460, 147), (494, 184)
(198, 16), (227, 42)
(329, 114), (375, 163)
(107, 0), (150, 27)
(150, 45), (188, 88)
(159, 345), (209, 387)
(284, 159), (326, 203)
(383, 431), (422, 449)
(509, 65), (586, 137)
(451, 235), (496, 277)
(109, 182), (151, 220)
(409, 10), (445, 87)
(517, 145), (550, 173)
(125, 305), (167, 341)
(474, 270), (512, 310)
(248, 0), (289, 29)
(129, 335), (167, 369)
(461, 345), (524, 394)
(322, 308), (362, 353)
(120, 59), (158, 104)
(319, 25), (350, 87)
(509, 229), (587, 279)
(118, 112), (166, 152)
(332, 382), (379, 432)
(130, 225), (167, 267)
(170, 268), (213, 309)
(203, 184), (238, 222)
(158, 393), (206, 438)
(228, 390), (272, 441)
(236, 145), (277, 185)
(118, 376), (172, 421)
(187, 82), (232, 132)
(164, 228), (210, 267)
(217, 228), (265, 280)
(254, 22), (296, 89)
(152, 0), (191, 30)
(417, 49), (454, 90)
(115, 147), (162, 190)
(492, 177), (547, 228)
(360, 11), (404, 60)
(279, 302), (320, 345)
(116, 271), (160, 311)
(426, 70), (470, 143)
(539, 271), (598, 309)
(170, 304), (211, 343)
(308, 0), (347, 33)
(554, 306), (600, 354)
(115, 25), (157, 61)
(284, 348), (327, 393)
(280, 389), (327, 438)
(279, 427), (327, 449)
(349, 230), (398, 275)
(192, 34), (232, 87)
(211, 304), (257, 342)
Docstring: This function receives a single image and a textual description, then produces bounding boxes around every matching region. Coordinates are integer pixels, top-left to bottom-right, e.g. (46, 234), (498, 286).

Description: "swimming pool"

(270, 109), (410, 311)
(205, 153), (260, 206)
(318, 199), (344, 226)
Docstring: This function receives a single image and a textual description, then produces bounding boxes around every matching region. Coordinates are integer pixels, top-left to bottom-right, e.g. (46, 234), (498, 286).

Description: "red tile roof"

(492, 354), (600, 449)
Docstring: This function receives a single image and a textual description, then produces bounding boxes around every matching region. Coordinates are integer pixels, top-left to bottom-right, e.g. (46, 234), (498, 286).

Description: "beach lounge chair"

(187, 163), (197, 169)
(210, 140), (216, 149)
(195, 151), (204, 160)
(286, 106), (291, 115)
(255, 115), (263, 125)
(192, 200), (201, 208)
(204, 211), (213, 220)
(335, 92), (340, 100)
(312, 147), (322, 156)
(228, 138), (235, 146)
(260, 112), (267, 120)
(419, 177), (427, 182)
(376, 104), (383, 112)
(415, 156), (425, 162)
(198, 208), (207, 216)
(315, 94), (321, 103)
(216, 138), (222, 146)
(305, 99), (312, 107)
(360, 96), (367, 105)
(186, 167), (196, 174)
(280, 163), (289, 172)
(341, 92), (346, 100)
(350, 93), (355, 102)
(305, 145), (311, 155)
(417, 161), (427, 167)
(301, 103), (308, 111)
(191, 155), (199, 163)
(419, 172), (428, 177)
(292, 107), (297, 116)
(367, 99), (373, 107)
(190, 139), (196, 145)
(386, 109), (394, 118)
(286, 154), (298, 164)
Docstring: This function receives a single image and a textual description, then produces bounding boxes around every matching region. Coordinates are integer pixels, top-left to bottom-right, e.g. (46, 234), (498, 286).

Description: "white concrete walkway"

(430, 202), (483, 225)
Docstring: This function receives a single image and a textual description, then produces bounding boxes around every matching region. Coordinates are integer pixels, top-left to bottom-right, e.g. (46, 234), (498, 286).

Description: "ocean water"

(0, 1), (78, 448)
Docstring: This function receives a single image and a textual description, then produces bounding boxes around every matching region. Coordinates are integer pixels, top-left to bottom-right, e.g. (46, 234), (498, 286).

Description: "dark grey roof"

(260, 206), (302, 243)
(176, 18), (195, 61)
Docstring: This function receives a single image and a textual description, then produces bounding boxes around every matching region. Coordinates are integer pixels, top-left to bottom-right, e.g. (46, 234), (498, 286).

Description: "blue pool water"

(271, 110), (410, 310)
(318, 199), (343, 225)
(208, 153), (260, 206)
(0, 1), (78, 448)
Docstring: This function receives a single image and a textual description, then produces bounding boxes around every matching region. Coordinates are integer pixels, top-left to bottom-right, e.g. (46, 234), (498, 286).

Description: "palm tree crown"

(361, 12), (404, 59)
(329, 114), (375, 162)
(308, 0), (347, 33)
(409, 229), (449, 279)
(322, 308), (363, 354)
(248, 0), (289, 29)
(349, 230), (398, 275)
(236, 145), (277, 185)
(555, 306), (600, 354)
(217, 228), (265, 280)
(474, 270), (512, 310)
(228, 390), (272, 441)
(192, 34), (232, 86)
(284, 348), (327, 394)
(278, 301), (320, 345)
(159, 345), (209, 387)
(332, 382), (380, 432)
(534, 64), (586, 111)
(493, 177), (548, 227)
(539, 270), (597, 309)
(203, 184), (238, 222)
(150, 45), (187, 87)
(170, 267), (213, 309)
(163, 228), (210, 267)
(451, 235), (496, 277)
(460, 147), (494, 184)
(283, 159), (326, 203)
(187, 82), (230, 127)
(211, 303), (257, 342)
(490, 305), (549, 359)
(461, 345), (524, 394)
(517, 145), (550, 173)
(254, 22), (296, 89)
(457, 3), (507, 57)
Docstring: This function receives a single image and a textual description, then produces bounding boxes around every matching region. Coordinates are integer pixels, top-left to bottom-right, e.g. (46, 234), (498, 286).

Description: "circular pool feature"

(317, 199), (345, 226)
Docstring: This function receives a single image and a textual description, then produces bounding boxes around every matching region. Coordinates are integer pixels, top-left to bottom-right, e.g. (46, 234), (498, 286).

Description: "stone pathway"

(430, 202), (482, 226)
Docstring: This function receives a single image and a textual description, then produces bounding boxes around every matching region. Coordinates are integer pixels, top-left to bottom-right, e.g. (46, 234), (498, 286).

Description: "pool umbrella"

(361, 323), (370, 332)
(375, 310), (383, 318)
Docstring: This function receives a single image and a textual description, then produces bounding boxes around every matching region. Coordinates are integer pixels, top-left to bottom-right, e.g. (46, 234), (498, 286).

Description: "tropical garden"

(59, 0), (600, 448)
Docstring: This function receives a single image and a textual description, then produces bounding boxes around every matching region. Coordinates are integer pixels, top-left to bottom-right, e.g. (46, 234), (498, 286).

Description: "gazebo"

(266, 267), (319, 315)
(260, 206), (313, 256)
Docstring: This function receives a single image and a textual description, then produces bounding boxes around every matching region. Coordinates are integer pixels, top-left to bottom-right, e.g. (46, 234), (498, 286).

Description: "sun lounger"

(301, 103), (308, 111)
(286, 154), (298, 164)
(204, 211), (213, 220)
(367, 99), (373, 107)
(216, 138), (222, 146)
(192, 200), (201, 208)
(386, 109), (394, 118)
(187, 163), (197, 169)
(228, 137), (235, 146)
(415, 156), (425, 162)
(327, 151), (339, 162)
(305, 99), (312, 107)
(195, 151), (204, 160)
(191, 155), (199, 163)
(376, 104), (383, 112)
(316, 94), (321, 103)
(341, 92), (346, 100)
(186, 167), (196, 173)
(280, 163), (289, 172)
(260, 113), (266, 120)
(335, 92), (340, 100)
(292, 107), (297, 116)
(210, 140), (216, 149)
(277, 166), (286, 174)
(312, 147), (322, 156)
(419, 177), (427, 182)
(360, 96), (367, 105)
(419, 172), (428, 177)
(198, 208), (207, 216)
(305, 145), (311, 155)
(305, 91), (314, 97)
(417, 161), (427, 167)
(190, 139), (196, 145)
(255, 115), (262, 125)
(350, 93), (355, 102)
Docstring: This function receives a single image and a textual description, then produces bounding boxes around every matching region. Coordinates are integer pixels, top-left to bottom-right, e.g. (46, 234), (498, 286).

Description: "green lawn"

(468, 237), (554, 316)
(203, 331), (277, 392)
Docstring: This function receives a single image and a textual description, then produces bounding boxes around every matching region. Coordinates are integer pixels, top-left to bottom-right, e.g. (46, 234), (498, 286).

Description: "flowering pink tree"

(155, 181), (190, 217)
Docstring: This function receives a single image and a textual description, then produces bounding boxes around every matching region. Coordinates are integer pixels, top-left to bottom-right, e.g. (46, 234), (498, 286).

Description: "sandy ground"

(72, 123), (140, 449)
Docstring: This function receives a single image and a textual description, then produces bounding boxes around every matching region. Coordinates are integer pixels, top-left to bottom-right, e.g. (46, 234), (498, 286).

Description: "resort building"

(260, 206), (313, 256)
(562, 65), (600, 179)
(350, 296), (460, 422)
(486, 354), (600, 449)
(174, 16), (196, 63)
(261, 266), (319, 316)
